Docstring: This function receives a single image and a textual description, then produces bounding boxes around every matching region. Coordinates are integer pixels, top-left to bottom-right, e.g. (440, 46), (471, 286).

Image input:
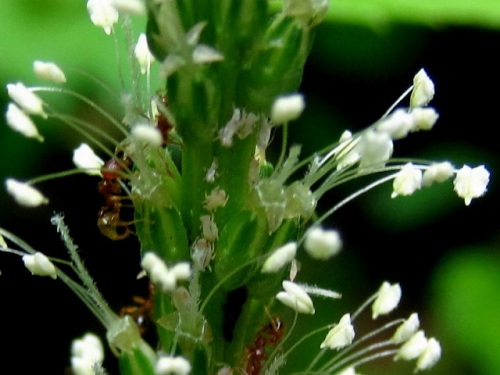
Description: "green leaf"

(324, 0), (500, 29)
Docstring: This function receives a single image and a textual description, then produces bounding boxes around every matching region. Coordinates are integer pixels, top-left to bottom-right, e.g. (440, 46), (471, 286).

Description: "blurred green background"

(0, 1), (499, 374)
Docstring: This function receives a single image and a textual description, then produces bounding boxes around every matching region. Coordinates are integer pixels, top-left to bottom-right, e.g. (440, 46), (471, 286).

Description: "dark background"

(1, 2), (499, 374)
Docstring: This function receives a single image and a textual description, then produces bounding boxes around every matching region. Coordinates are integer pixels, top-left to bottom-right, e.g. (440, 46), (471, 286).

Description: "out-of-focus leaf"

(431, 247), (500, 375)
(325, 0), (500, 29)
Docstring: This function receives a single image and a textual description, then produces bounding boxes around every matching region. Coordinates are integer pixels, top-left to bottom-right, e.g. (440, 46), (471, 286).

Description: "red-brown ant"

(119, 281), (155, 335)
(154, 93), (174, 148)
(97, 149), (135, 240)
(244, 316), (284, 375)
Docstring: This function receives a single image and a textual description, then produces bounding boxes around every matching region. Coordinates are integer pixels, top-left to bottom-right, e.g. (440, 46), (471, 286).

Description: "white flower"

(276, 280), (315, 314)
(5, 178), (49, 207)
(6, 82), (47, 118)
(394, 330), (428, 361)
(134, 33), (155, 74)
(5, 103), (44, 142)
(22, 252), (57, 279)
(422, 162), (454, 186)
(410, 107), (439, 131)
(391, 163), (423, 198)
(376, 109), (415, 140)
(410, 68), (435, 108)
(87, 0), (119, 35)
(141, 252), (190, 292)
(391, 313), (420, 344)
(155, 355), (191, 375)
(358, 130), (393, 169)
(320, 313), (355, 350)
(303, 226), (342, 260)
(71, 332), (104, 375)
(73, 143), (105, 176)
(170, 262), (192, 281)
(131, 123), (163, 147)
(453, 165), (490, 206)
(416, 337), (441, 371)
(271, 93), (305, 124)
(261, 242), (297, 273)
(33, 61), (67, 83)
(372, 281), (402, 319)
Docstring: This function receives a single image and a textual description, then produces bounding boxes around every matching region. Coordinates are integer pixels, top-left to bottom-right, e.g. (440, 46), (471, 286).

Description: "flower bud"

(372, 281), (402, 319)
(410, 107), (439, 131)
(358, 130), (393, 169)
(73, 143), (104, 176)
(33, 61), (67, 83)
(453, 165), (490, 206)
(320, 313), (355, 350)
(71, 332), (105, 375)
(304, 226), (342, 260)
(416, 337), (441, 371)
(261, 242), (297, 273)
(87, 0), (119, 35)
(134, 33), (155, 74)
(155, 355), (191, 375)
(410, 68), (435, 108)
(376, 109), (415, 140)
(5, 103), (44, 142)
(276, 280), (315, 314)
(7, 82), (47, 118)
(131, 123), (163, 147)
(422, 162), (454, 186)
(5, 178), (48, 207)
(271, 93), (305, 124)
(391, 313), (420, 344)
(22, 252), (57, 279)
(394, 330), (428, 361)
(391, 163), (423, 198)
